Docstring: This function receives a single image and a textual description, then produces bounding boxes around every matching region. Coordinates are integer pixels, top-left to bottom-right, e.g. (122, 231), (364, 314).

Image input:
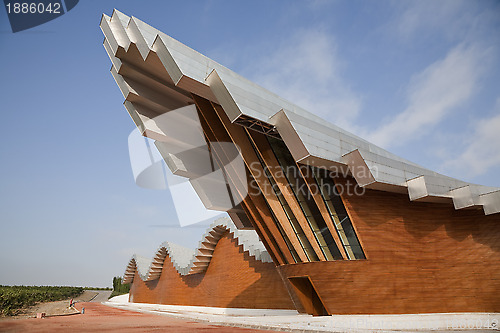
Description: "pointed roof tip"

(111, 9), (131, 23)
(100, 13), (110, 24)
(111, 8), (124, 15)
(122, 216), (272, 282)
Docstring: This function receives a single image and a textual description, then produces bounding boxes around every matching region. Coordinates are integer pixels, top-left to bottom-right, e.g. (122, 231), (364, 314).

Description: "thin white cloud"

(367, 43), (489, 147)
(442, 99), (500, 178)
(247, 28), (362, 129)
(393, 0), (470, 42)
(230, 3), (498, 184)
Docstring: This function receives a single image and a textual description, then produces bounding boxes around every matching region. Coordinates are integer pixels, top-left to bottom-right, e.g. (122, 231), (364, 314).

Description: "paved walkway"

(0, 302), (280, 332)
(1, 292), (497, 332)
(105, 296), (499, 332)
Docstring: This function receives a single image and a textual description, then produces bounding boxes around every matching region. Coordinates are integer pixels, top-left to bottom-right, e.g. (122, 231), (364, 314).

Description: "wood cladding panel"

(247, 130), (327, 261)
(207, 99), (308, 261)
(129, 231), (295, 310)
(136, 93), (500, 314)
(193, 95), (287, 265)
(277, 176), (500, 314)
(193, 95), (298, 263)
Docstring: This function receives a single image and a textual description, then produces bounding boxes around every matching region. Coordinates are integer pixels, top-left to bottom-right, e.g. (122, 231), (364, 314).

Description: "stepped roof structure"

(100, 10), (500, 216)
(101, 10), (500, 315)
(123, 217), (272, 283)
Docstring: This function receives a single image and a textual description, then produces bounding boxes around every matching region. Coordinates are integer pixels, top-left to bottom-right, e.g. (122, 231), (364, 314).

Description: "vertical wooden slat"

(193, 99), (285, 265)
(239, 198), (283, 264)
(192, 95), (296, 264)
(205, 100), (308, 262)
(246, 130), (326, 261)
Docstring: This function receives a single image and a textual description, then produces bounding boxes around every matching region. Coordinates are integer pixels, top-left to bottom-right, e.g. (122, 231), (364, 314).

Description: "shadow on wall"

(128, 231), (296, 310)
(144, 278), (158, 291)
(401, 202), (500, 253)
(227, 254), (295, 310)
(338, 176), (500, 254)
(447, 209), (500, 253)
(182, 234), (269, 289)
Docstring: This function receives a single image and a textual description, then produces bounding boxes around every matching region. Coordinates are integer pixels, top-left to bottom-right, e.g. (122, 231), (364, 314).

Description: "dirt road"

(0, 290), (113, 320)
(75, 290), (112, 303)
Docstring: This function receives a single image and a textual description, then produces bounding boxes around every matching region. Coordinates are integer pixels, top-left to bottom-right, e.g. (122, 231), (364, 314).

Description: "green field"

(0, 285), (83, 316)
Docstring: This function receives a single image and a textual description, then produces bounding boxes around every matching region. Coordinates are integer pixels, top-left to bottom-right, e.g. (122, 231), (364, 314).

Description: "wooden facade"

(128, 231), (295, 310)
(278, 177), (500, 314)
(102, 20), (500, 314)
(128, 97), (500, 314)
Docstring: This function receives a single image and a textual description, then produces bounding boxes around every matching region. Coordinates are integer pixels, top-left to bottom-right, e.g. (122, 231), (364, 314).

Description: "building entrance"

(288, 276), (328, 316)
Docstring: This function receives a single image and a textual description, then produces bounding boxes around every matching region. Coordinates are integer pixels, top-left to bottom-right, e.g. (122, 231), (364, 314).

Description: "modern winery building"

(101, 10), (500, 315)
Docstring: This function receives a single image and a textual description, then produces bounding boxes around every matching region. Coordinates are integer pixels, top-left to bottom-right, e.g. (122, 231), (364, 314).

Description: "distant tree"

(110, 276), (130, 298)
(112, 277), (119, 291)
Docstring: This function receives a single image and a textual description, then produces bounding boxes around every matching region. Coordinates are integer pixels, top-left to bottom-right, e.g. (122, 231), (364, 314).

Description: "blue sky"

(0, 1), (499, 287)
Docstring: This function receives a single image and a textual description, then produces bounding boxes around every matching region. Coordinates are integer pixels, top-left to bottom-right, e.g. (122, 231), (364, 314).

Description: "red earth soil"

(0, 302), (280, 332)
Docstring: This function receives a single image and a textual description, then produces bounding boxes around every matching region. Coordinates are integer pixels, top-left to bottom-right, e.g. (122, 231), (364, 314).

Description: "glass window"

(247, 134), (317, 262)
(311, 167), (366, 260)
(267, 137), (343, 261)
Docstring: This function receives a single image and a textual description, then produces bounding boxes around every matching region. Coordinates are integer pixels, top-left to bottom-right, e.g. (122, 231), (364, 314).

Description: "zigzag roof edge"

(101, 10), (500, 217)
(122, 217), (272, 283)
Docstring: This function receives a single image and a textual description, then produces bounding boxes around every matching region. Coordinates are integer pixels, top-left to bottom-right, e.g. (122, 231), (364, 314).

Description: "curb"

(104, 303), (333, 333)
(103, 302), (500, 333)
(33, 307), (81, 319)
